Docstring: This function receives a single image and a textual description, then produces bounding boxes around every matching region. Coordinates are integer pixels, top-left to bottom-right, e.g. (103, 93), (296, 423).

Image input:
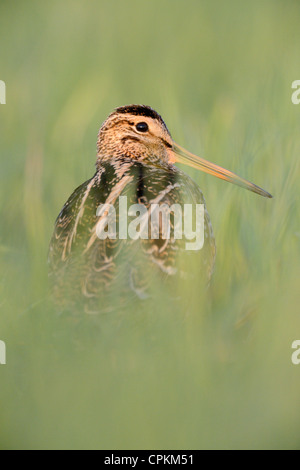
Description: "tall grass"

(0, 0), (300, 449)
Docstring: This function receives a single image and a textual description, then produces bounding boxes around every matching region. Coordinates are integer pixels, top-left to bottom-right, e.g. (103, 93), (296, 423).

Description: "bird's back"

(48, 160), (216, 314)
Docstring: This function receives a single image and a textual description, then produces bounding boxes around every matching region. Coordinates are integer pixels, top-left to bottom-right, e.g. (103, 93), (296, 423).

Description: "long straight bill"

(172, 142), (272, 198)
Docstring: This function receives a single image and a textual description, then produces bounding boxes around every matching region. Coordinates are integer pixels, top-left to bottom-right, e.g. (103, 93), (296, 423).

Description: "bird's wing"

(48, 166), (138, 312)
(131, 165), (216, 284)
(48, 163), (216, 313)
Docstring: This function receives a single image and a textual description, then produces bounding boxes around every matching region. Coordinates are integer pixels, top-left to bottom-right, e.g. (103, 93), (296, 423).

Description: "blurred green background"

(0, 0), (300, 449)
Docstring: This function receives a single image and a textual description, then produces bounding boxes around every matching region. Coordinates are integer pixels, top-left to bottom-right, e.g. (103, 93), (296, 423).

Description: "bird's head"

(97, 104), (272, 198)
(97, 104), (173, 167)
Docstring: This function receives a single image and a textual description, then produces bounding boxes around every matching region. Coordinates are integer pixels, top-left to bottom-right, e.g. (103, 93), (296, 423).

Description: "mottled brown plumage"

(49, 105), (271, 314)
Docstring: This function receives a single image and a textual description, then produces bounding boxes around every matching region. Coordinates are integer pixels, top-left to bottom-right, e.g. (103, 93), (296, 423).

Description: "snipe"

(48, 105), (272, 314)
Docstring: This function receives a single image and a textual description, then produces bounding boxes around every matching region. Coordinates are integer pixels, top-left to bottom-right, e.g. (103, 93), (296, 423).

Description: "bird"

(48, 105), (272, 314)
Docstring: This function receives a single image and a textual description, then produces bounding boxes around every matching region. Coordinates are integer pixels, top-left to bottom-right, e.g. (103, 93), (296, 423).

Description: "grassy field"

(0, 0), (300, 449)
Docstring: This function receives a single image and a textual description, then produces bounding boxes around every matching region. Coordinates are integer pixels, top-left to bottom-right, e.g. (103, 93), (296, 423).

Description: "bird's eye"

(136, 122), (149, 133)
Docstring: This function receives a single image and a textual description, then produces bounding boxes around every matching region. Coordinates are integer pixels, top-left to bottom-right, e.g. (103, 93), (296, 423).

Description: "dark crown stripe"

(114, 105), (168, 131)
